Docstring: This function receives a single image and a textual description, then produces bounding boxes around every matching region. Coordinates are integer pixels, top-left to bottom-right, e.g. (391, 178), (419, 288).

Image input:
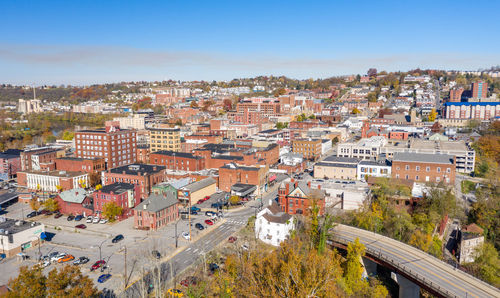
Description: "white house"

(356, 159), (392, 181)
(280, 152), (303, 166)
(255, 202), (294, 246)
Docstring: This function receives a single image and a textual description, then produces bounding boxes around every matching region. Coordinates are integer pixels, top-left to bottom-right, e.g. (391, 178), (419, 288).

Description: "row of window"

(397, 165), (451, 173)
(395, 174), (450, 183)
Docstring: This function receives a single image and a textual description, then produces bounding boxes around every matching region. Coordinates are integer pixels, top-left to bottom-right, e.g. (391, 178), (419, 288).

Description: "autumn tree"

(88, 172), (101, 188)
(29, 197), (41, 211)
(43, 198), (59, 212)
(428, 108), (437, 122)
(102, 202), (123, 222)
(463, 242), (500, 287)
(46, 265), (100, 297)
(229, 195), (241, 206)
(351, 108), (361, 114)
(7, 265), (47, 298)
(61, 131), (74, 140)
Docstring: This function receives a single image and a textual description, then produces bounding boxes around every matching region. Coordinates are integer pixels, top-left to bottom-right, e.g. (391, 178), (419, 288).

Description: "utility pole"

(124, 246), (127, 291)
(188, 197), (192, 241)
(174, 221), (178, 248)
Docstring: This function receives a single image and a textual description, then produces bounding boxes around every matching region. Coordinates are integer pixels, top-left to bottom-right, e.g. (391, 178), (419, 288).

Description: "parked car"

(211, 202), (223, 209)
(100, 219), (108, 224)
(26, 211), (38, 218)
(241, 244), (249, 250)
(86, 216), (93, 223)
(98, 274), (112, 283)
(209, 263), (219, 272)
(67, 215), (75, 221)
(204, 220), (213, 226)
(91, 260), (106, 271)
(181, 232), (190, 240)
(190, 211), (198, 215)
(167, 288), (183, 297)
(112, 234), (124, 243)
(58, 254), (75, 263)
(74, 256), (89, 265)
(203, 196), (210, 201)
(42, 260), (51, 268)
(75, 224), (87, 229)
(190, 206), (200, 212)
(205, 211), (216, 217)
(93, 217), (100, 224)
(228, 236), (237, 243)
(152, 250), (161, 259)
(197, 199), (204, 205)
(195, 223), (204, 230)
(74, 215), (83, 221)
(51, 253), (67, 263)
(54, 212), (63, 219)
(48, 251), (59, 259)
(180, 276), (199, 287)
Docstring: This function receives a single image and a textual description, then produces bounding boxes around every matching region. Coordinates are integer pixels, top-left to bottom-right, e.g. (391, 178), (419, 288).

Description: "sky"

(1, 0), (499, 85)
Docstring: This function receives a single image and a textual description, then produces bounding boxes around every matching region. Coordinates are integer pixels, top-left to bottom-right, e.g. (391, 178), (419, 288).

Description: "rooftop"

(135, 193), (178, 213)
(109, 164), (166, 175)
(393, 152), (455, 165)
(0, 217), (44, 235)
(21, 170), (87, 178)
(323, 156), (360, 164)
(98, 183), (135, 194)
(151, 150), (202, 159)
(58, 188), (89, 203)
(181, 177), (216, 193)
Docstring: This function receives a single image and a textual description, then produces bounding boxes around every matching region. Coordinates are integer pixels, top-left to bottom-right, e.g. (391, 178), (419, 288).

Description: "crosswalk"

(225, 219), (247, 225)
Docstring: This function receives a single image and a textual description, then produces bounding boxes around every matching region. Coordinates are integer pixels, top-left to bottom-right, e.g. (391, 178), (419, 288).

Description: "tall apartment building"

(472, 81), (488, 99)
(148, 125), (180, 153)
(75, 122), (137, 169)
(449, 88), (464, 102)
(444, 102), (500, 121)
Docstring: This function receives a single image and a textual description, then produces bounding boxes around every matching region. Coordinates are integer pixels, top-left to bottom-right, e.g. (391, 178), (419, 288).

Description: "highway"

(122, 188), (279, 297)
(331, 224), (500, 298)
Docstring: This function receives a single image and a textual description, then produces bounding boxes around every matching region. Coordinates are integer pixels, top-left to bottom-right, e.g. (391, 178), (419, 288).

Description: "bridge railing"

(329, 235), (459, 298)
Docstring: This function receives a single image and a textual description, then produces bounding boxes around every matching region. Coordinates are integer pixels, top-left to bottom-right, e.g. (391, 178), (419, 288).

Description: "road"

(331, 224), (500, 298)
(122, 188), (279, 297)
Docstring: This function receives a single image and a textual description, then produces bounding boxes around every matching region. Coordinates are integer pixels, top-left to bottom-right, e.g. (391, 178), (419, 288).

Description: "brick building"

(55, 157), (105, 173)
(449, 88), (464, 102)
(93, 183), (139, 218)
(148, 125), (180, 153)
(54, 188), (93, 216)
(0, 149), (21, 180)
(134, 192), (179, 230)
(102, 164), (166, 199)
(472, 81), (488, 99)
(218, 163), (268, 193)
(292, 138), (322, 160)
(278, 179), (326, 215)
(20, 147), (65, 171)
(444, 102), (500, 120)
(75, 122), (137, 169)
(17, 170), (89, 192)
(136, 145), (150, 163)
(392, 152), (456, 184)
(149, 151), (205, 172)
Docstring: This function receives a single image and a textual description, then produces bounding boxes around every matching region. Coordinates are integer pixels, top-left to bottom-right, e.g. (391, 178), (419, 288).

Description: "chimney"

(317, 185), (321, 190)
(285, 183), (289, 195)
(294, 181), (298, 188)
(307, 181), (311, 188)
(291, 178), (295, 183)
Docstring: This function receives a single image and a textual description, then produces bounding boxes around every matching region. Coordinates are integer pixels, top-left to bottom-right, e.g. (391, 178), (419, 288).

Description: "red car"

(203, 196), (210, 201)
(91, 260), (106, 271)
(75, 224), (87, 229)
(197, 199), (204, 205)
(180, 276), (199, 287)
(204, 219), (213, 225)
(228, 236), (237, 243)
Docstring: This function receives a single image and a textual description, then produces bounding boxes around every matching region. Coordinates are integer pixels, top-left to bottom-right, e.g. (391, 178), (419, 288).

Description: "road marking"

(335, 229), (483, 298)
(186, 247), (191, 251)
(193, 248), (198, 253)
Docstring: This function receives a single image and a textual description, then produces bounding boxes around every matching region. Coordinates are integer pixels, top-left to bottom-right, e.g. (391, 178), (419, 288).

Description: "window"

(416, 166), (420, 171)
(426, 167), (430, 172)
(437, 167), (441, 173)
(405, 165), (409, 170)
(415, 175), (419, 181)
(436, 177), (440, 182)
(446, 168), (451, 173)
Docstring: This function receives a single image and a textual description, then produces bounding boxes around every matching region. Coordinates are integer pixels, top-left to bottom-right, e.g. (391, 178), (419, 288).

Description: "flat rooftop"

(0, 217), (43, 235)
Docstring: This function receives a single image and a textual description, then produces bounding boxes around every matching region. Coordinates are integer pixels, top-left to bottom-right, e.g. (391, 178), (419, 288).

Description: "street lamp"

(93, 239), (107, 261)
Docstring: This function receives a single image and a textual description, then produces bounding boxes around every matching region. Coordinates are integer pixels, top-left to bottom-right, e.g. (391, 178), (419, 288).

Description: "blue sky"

(1, 0), (499, 85)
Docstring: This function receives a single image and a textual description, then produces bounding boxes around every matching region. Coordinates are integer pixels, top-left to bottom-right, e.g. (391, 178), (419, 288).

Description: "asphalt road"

(122, 188), (279, 297)
(332, 224), (500, 298)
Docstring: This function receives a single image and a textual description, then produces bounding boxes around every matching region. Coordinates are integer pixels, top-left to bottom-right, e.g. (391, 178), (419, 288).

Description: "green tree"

(463, 242), (500, 287)
(61, 131), (74, 140)
(102, 202), (123, 222)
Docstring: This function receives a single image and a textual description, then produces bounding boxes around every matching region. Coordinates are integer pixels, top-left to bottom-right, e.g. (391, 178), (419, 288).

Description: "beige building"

(113, 114), (146, 130)
(0, 218), (45, 258)
(314, 156), (359, 180)
(148, 125), (181, 153)
(178, 177), (217, 205)
(292, 138), (322, 160)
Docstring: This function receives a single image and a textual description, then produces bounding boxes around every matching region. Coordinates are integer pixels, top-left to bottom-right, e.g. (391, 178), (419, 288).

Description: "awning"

(268, 175), (277, 182)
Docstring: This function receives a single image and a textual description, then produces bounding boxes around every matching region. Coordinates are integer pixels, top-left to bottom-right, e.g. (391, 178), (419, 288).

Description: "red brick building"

(54, 188), (94, 216)
(93, 183), (139, 218)
(102, 164), (166, 199)
(136, 145), (150, 163)
(149, 151), (205, 172)
(254, 143), (280, 166)
(55, 157), (105, 173)
(278, 179), (325, 215)
(392, 152), (456, 184)
(218, 163), (268, 193)
(20, 147), (64, 171)
(449, 88), (464, 102)
(75, 122), (137, 169)
(0, 149), (21, 180)
(133, 193), (179, 231)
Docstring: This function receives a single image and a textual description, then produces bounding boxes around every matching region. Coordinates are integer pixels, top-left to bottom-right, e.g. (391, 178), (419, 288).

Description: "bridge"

(330, 224), (500, 298)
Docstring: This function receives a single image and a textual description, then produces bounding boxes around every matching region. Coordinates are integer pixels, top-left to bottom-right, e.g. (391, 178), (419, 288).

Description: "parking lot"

(0, 201), (227, 292)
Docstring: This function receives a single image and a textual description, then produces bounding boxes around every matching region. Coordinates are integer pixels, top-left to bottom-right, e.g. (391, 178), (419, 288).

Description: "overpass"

(330, 224), (500, 298)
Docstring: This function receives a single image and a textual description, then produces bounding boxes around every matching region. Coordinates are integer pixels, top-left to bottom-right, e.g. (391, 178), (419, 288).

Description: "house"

(54, 188), (93, 216)
(152, 177), (192, 199)
(255, 202), (294, 246)
(178, 177), (217, 205)
(133, 193), (179, 231)
(278, 152), (306, 174)
(357, 159), (392, 181)
(459, 224), (484, 264)
(93, 183), (139, 219)
(314, 156), (360, 180)
(278, 178), (326, 215)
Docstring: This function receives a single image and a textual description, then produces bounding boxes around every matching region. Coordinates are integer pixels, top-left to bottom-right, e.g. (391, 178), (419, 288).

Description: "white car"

(181, 232), (190, 240)
(41, 260), (51, 268)
(99, 218), (108, 224)
(93, 217), (100, 224)
(86, 216), (93, 223)
(51, 253), (66, 263)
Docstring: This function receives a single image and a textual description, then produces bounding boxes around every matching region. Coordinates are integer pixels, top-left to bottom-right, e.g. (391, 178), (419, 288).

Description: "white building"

(280, 152), (303, 166)
(459, 224), (484, 264)
(0, 217), (45, 258)
(337, 136), (388, 160)
(113, 114), (146, 130)
(310, 179), (369, 210)
(18, 99), (42, 114)
(21, 171), (89, 192)
(255, 202), (294, 247)
(321, 139), (332, 155)
(357, 160), (392, 181)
